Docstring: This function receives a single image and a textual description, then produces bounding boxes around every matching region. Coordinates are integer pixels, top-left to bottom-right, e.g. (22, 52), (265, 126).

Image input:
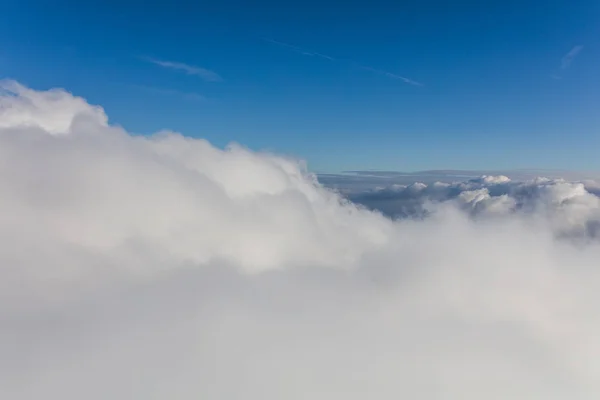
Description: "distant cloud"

(560, 45), (584, 70)
(144, 57), (222, 82)
(346, 174), (600, 239)
(264, 38), (422, 86)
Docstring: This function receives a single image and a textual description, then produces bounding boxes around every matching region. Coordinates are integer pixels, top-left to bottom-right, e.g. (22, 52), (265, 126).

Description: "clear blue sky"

(1, 0), (599, 172)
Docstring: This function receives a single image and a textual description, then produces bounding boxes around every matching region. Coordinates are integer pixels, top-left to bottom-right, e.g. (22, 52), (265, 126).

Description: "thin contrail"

(264, 38), (422, 86)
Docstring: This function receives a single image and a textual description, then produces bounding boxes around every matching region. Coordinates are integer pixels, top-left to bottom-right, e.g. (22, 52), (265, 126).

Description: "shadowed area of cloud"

(1, 80), (600, 399)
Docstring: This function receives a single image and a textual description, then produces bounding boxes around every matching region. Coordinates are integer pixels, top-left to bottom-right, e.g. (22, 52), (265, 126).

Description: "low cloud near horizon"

(1, 80), (600, 399)
(345, 175), (600, 238)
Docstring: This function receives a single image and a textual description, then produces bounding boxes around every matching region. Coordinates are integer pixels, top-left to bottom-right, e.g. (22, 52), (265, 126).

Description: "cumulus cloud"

(1, 80), (600, 399)
(349, 174), (600, 240)
(0, 80), (108, 134)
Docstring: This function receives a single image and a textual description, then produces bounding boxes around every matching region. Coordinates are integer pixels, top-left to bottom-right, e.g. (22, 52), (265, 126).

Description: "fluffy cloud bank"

(1, 80), (599, 399)
(349, 174), (600, 240)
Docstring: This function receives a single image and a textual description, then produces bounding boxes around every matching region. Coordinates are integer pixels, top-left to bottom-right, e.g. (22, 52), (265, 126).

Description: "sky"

(1, 0), (599, 172)
(3, 4), (600, 396)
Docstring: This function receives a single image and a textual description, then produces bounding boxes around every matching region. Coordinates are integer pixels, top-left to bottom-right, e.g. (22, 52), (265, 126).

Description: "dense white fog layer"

(1, 80), (599, 399)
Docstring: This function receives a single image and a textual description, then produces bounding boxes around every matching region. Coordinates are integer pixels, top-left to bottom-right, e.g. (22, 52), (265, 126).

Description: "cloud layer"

(348, 175), (600, 239)
(1, 80), (600, 399)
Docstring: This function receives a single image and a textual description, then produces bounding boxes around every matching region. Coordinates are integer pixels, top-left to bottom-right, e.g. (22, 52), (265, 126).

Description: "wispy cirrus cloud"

(264, 39), (336, 61)
(561, 45), (584, 70)
(264, 38), (423, 87)
(357, 66), (423, 86)
(143, 57), (222, 82)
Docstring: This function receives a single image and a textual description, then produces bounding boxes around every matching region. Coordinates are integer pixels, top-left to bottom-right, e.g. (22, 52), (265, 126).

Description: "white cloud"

(0, 80), (108, 134)
(1, 81), (600, 399)
(145, 57), (223, 81)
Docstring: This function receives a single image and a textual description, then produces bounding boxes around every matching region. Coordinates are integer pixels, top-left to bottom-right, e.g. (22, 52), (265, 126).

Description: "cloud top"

(0, 80), (108, 134)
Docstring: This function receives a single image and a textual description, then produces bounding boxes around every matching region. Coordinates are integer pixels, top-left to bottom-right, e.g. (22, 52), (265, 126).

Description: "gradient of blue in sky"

(1, 0), (599, 172)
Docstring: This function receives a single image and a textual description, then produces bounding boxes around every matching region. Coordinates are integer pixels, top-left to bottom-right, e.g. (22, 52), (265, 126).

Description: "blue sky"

(1, 0), (599, 172)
